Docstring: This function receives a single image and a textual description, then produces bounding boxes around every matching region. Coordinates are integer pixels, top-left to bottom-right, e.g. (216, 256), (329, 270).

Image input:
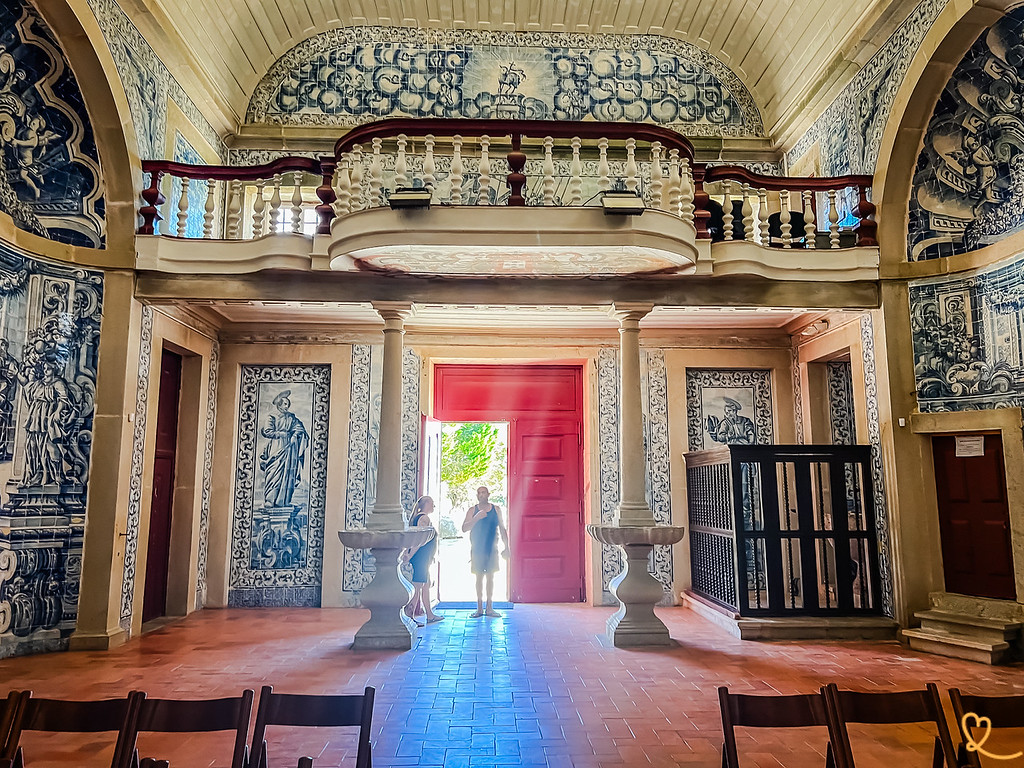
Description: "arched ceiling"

(126, 0), (918, 141)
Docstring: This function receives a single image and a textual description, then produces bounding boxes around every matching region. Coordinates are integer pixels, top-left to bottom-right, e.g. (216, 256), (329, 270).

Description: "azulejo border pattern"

(597, 348), (621, 605)
(827, 361), (856, 446)
(227, 364), (330, 607)
(248, 26), (763, 138)
(195, 340), (219, 609)
(684, 369), (775, 452)
(787, 0), (950, 175)
(401, 348), (421, 517)
(85, 0), (225, 160)
(791, 343), (806, 444)
(119, 303), (153, 631)
(642, 349), (674, 604)
(860, 314), (894, 618)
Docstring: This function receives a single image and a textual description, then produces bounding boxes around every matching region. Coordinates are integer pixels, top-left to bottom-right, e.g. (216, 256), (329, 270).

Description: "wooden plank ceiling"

(133, 0), (913, 138)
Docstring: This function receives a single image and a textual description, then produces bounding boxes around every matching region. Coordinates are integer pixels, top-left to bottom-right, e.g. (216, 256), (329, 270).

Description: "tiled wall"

(0, 239), (104, 658)
(684, 368), (775, 451)
(908, 6), (1024, 261)
(227, 365), (331, 607)
(85, 0), (225, 161)
(0, 0), (105, 247)
(827, 361), (856, 445)
(248, 28), (762, 138)
(910, 250), (1024, 412)
(787, 0), (950, 176)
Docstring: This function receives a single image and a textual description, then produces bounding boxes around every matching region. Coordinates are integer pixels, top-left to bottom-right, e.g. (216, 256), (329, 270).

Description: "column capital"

(371, 301), (414, 327)
(609, 303), (654, 326)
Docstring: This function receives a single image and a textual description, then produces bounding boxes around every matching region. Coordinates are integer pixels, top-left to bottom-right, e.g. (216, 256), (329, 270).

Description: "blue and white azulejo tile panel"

(0, 239), (104, 658)
(248, 28), (762, 138)
(228, 365), (330, 607)
(685, 369), (774, 452)
(910, 250), (1024, 412)
(0, 0), (105, 247)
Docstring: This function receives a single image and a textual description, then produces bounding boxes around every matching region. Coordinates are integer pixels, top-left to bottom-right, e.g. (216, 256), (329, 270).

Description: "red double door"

(433, 365), (585, 603)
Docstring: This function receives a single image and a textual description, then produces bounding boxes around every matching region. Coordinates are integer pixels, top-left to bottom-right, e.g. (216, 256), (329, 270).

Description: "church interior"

(0, 0), (1024, 764)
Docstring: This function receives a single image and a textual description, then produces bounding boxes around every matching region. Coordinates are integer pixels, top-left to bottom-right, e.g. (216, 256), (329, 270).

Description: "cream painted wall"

(125, 309), (215, 636)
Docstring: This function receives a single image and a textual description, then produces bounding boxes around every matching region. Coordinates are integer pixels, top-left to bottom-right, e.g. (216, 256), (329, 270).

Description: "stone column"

(587, 303), (685, 647)
(339, 302), (432, 650)
(367, 304), (409, 530)
(614, 304), (657, 526)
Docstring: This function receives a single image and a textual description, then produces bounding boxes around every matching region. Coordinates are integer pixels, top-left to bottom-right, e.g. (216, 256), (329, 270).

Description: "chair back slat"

(127, 690), (253, 768)
(251, 686), (373, 768)
(950, 689), (1024, 726)
(719, 687), (836, 768)
(825, 683), (957, 768)
(0, 692), (25, 758)
(2, 691), (139, 768)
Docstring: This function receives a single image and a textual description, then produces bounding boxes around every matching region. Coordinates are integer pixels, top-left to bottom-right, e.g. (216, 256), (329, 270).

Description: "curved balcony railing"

(137, 118), (875, 249)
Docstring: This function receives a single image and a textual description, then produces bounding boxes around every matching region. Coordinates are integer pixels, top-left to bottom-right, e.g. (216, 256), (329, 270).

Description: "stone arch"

(873, 0), (1022, 268)
(5, 0), (140, 265)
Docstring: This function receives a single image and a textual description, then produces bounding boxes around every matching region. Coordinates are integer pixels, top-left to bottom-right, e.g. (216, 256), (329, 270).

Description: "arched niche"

(0, 0), (139, 267)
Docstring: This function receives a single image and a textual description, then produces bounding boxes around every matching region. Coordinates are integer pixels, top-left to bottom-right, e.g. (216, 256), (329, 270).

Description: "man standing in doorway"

(462, 485), (510, 618)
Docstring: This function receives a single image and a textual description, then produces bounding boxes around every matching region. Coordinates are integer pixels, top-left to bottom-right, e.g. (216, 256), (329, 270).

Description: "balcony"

(136, 119), (878, 283)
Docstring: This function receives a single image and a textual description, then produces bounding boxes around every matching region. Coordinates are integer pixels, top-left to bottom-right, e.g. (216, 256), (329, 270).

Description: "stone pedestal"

(588, 525), (685, 647)
(339, 528), (434, 650)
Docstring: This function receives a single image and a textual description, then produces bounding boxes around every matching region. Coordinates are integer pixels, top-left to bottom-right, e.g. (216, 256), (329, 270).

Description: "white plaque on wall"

(954, 435), (985, 457)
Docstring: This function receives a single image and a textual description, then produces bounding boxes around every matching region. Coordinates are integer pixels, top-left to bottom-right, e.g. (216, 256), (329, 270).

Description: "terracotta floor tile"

(3, 605), (1023, 766)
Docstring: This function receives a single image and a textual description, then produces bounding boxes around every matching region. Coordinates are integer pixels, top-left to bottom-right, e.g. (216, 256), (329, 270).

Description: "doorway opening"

(431, 421), (509, 603)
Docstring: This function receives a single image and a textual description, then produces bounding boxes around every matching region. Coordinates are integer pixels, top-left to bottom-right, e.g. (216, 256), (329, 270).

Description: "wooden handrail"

(140, 156), (325, 183)
(703, 165), (872, 192)
(332, 118), (696, 161)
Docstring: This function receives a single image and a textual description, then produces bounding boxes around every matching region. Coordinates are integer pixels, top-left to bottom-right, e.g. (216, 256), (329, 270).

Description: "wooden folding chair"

(718, 686), (838, 768)
(1, 691), (141, 768)
(123, 690), (254, 768)
(250, 685), (374, 768)
(949, 688), (1024, 768)
(824, 683), (958, 768)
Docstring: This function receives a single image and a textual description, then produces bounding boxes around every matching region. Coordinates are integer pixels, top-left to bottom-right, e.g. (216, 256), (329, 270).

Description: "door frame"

(911, 407), (1024, 604)
(430, 362), (588, 604)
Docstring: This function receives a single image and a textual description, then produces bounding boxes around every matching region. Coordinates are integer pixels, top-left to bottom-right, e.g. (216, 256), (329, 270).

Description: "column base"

(68, 626), (128, 651)
(606, 610), (676, 647)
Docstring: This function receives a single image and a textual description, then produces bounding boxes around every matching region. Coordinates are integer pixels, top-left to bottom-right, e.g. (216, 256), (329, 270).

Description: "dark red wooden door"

(933, 434), (1016, 600)
(434, 365), (585, 603)
(143, 350), (182, 623)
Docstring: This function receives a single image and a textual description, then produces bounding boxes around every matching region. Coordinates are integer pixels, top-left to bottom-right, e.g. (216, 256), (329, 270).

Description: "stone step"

(902, 627), (1012, 665)
(915, 609), (1022, 642)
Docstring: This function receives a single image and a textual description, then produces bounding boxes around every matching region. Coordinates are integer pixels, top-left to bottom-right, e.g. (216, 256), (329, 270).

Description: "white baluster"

(624, 138), (638, 193)
(722, 180), (734, 241)
(290, 171), (304, 233)
(803, 189), (816, 249)
(369, 137), (384, 207)
(450, 135), (464, 205)
(477, 135), (491, 205)
(350, 145), (364, 211)
(226, 179), (242, 239)
(251, 179), (266, 238)
(667, 149), (681, 216)
(780, 189), (792, 248)
(741, 184), (754, 241)
(680, 158), (694, 223)
(568, 137), (583, 206)
(650, 142), (663, 209)
(597, 138), (610, 190)
(176, 176), (189, 237)
(395, 134), (408, 189)
(828, 189), (840, 249)
(269, 173), (283, 232)
(423, 135), (435, 197)
(542, 136), (555, 206)
(203, 178), (216, 239)
(335, 156), (352, 216)
(757, 188), (770, 245)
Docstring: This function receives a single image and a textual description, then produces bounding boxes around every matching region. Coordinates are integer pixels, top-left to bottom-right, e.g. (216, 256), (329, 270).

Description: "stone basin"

(586, 524), (685, 547)
(338, 527), (435, 550)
